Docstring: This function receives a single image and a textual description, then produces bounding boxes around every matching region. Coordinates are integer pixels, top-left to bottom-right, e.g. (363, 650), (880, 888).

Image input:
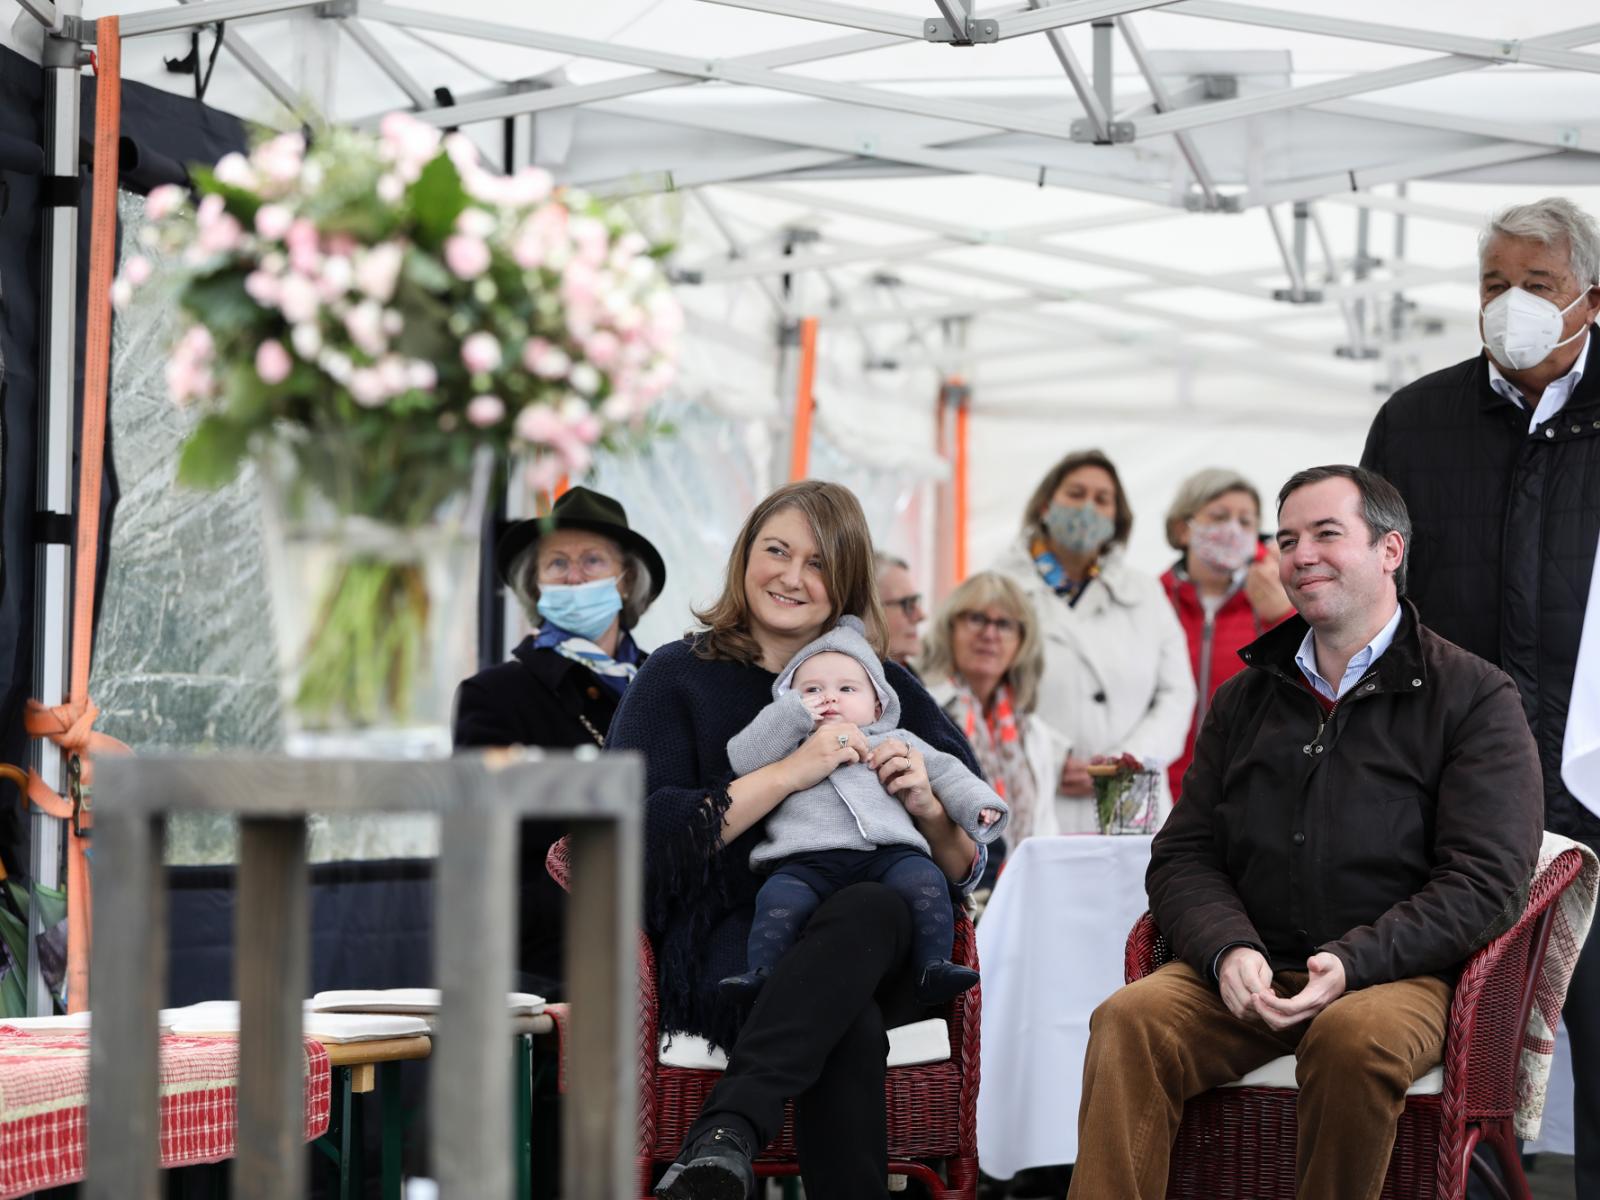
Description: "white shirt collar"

(1294, 602), (1403, 703)
(1486, 329), (1589, 433)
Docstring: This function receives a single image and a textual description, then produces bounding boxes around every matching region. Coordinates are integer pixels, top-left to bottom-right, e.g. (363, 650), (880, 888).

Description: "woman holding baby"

(608, 479), (989, 1199)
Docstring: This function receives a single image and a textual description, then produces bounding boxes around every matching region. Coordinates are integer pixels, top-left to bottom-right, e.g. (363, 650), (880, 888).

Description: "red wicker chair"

(547, 837), (981, 1199)
(1122, 847), (1586, 1200)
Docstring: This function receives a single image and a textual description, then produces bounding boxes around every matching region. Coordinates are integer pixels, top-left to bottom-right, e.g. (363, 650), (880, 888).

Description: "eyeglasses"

(538, 550), (621, 582)
(957, 611), (1021, 637)
(883, 593), (923, 617)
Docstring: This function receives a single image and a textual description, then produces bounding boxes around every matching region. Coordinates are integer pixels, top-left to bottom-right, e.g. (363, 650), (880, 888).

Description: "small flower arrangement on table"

(115, 115), (683, 733)
(1086, 753), (1158, 835)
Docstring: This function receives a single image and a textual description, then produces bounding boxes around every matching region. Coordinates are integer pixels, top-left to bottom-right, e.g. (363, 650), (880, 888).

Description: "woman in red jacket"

(1159, 469), (1294, 802)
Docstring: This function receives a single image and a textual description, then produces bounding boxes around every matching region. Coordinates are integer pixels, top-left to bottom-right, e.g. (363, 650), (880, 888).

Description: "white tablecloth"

(975, 834), (1154, 1179)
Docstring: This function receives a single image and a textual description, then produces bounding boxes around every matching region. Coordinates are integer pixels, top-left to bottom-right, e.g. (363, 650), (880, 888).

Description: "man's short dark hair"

(1277, 465), (1412, 595)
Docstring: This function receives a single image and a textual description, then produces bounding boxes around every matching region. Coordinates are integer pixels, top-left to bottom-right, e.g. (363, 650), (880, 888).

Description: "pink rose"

(527, 343), (570, 380)
(122, 255), (153, 287)
(344, 302), (388, 357)
(252, 132), (305, 186)
(255, 339), (292, 385)
(254, 204), (293, 240)
(444, 235), (490, 281)
(244, 271), (281, 307)
(569, 216), (609, 267)
(567, 362), (600, 397)
(291, 323), (322, 359)
(461, 331), (502, 374)
(144, 184), (184, 222)
(583, 330), (621, 369)
(196, 212), (243, 256)
(377, 356), (411, 396)
(317, 255), (353, 301)
(466, 395), (506, 427)
(456, 208), (495, 239)
(354, 243), (404, 303)
(213, 152), (257, 190)
(407, 360), (438, 391)
(110, 279), (132, 310)
(348, 367), (388, 408)
(559, 396), (601, 444)
(277, 273), (320, 324)
(524, 454), (564, 495)
(284, 218), (321, 274)
(514, 403), (564, 446)
(196, 193), (225, 229)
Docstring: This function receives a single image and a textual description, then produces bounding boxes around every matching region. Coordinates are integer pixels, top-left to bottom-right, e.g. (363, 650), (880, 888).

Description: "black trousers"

(1567, 917), (1600, 1199)
(685, 882), (931, 1199)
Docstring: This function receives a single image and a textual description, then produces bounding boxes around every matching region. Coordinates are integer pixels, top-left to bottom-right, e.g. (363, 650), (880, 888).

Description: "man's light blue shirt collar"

(1294, 602), (1403, 702)
(1485, 329), (1589, 433)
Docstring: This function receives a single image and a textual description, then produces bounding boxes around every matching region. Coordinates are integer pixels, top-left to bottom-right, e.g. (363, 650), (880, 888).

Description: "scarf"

(532, 622), (642, 698)
(1031, 535), (1099, 608)
(947, 678), (1038, 841)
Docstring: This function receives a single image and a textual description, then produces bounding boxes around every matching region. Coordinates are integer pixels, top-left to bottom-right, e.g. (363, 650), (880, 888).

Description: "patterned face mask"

(1188, 520), (1257, 573)
(1044, 502), (1116, 556)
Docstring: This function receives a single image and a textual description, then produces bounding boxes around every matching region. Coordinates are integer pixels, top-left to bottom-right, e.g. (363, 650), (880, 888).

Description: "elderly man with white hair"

(1363, 196), (1600, 1197)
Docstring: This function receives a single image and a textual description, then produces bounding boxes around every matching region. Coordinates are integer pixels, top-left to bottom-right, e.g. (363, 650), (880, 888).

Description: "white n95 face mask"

(1481, 286), (1591, 372)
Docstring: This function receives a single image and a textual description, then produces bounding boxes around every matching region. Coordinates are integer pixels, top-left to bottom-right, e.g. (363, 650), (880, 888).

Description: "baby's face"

(792, 651), (881, 727)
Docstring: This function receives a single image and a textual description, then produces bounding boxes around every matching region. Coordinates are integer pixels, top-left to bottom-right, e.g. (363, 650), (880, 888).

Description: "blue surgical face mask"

(1044, 502), (1116, 556)
(537, 576), (624, 641)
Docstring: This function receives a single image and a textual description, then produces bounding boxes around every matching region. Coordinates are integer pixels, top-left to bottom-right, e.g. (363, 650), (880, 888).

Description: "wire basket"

(1087, 764), (1160, 835)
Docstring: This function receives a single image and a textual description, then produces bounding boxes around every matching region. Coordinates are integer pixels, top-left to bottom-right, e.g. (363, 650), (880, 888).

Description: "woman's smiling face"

(744, 506), (832, 645)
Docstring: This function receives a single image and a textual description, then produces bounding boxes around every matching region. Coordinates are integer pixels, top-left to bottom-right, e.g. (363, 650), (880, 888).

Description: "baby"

(722, 616), (1008, 1006)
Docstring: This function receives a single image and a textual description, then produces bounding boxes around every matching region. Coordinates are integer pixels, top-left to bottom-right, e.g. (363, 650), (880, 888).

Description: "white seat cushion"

(1219, 1054), (1443, 1096)
(660, 1017), (951, 1072)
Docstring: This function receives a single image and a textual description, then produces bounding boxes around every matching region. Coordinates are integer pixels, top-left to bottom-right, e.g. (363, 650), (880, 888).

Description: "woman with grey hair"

(452, 485), (665, 996)
(1159, 468), (1292, 802)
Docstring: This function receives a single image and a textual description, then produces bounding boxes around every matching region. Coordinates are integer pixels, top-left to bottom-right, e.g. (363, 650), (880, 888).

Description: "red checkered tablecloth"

(0, 1028), (332, 1198)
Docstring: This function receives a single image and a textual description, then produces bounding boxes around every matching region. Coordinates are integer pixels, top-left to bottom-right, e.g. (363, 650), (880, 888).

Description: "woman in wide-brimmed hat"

(452, 484), (666, 997)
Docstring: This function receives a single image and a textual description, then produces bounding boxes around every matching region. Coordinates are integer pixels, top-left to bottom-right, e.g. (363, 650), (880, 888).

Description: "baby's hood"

(772, 615), (901, 730)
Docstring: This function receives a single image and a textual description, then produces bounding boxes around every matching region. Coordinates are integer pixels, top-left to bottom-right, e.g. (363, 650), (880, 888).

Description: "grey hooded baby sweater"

(728, 616), (1009, 870)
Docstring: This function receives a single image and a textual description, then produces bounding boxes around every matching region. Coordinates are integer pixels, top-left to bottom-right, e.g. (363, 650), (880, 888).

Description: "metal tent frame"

(11, 0), (1600, 1011)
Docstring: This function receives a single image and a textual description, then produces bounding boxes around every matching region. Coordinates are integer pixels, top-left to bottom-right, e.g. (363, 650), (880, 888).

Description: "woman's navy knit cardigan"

(607, 634), (982, 1052)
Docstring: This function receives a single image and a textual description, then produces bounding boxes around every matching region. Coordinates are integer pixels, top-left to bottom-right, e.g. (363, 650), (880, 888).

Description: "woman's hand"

(782, 720), (871, 791)
(1243, 543), (1294, 623)
(875, 742), (939, 820)
(1059, 754), (1095, 797)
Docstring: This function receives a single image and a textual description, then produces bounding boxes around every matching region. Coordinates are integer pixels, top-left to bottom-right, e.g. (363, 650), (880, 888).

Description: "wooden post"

(236, 818), (310, 1200)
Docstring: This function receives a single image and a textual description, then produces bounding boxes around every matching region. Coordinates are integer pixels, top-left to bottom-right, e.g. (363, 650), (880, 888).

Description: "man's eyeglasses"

(883, 593), (923, 617)
(957, 611), (1021, 637)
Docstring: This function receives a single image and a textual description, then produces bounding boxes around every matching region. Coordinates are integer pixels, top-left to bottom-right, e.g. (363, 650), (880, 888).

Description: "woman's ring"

(837, 733), (850, 747)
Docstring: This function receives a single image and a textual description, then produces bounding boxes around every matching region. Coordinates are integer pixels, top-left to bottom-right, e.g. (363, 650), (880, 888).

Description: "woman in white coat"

(993, 449), (1196, 833)
(919, 571), (1066, 847)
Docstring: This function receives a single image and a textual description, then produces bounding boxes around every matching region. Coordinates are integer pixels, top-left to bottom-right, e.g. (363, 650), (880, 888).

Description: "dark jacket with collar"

(451, 634), (642, 996)
(1147, 602), (1543, 991)
(1362, 333), (1600, 849)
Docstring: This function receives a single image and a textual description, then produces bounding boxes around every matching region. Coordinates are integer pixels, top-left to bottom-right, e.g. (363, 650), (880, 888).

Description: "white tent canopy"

(8, 0), (1600, 564)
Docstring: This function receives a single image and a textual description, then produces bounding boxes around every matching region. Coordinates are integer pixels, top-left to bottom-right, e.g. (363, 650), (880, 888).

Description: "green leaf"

(180, 271), (264, 339)
(408, 153), (468, 249)
(176, 415), (253, 490)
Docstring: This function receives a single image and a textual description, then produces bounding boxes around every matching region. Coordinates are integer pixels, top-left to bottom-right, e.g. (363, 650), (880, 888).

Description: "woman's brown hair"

(1020, 448), (1134, 551)
(694, 480), (888, 664)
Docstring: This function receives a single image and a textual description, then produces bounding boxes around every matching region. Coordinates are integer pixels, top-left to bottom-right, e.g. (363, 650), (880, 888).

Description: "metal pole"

(31, 2), (86, 1017)
(1091, 19), (1114, 115)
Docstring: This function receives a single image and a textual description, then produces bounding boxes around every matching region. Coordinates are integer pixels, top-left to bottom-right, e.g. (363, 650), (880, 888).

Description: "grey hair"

(1164, 468), (1261, 551)
(874, 551), (911, 574)
(1479, 197), (1600, 288)
(1276, 465), (1412, 596)
(507, 539), (655, 632)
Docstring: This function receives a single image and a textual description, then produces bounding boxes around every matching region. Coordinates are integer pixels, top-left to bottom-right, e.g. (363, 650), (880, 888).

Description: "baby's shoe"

(716, 967), (771, 1004)
(915, 959), (980, 1005)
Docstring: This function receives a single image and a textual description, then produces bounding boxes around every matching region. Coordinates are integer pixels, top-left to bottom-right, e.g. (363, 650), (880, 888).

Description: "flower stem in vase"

(293, 557), (431, 727)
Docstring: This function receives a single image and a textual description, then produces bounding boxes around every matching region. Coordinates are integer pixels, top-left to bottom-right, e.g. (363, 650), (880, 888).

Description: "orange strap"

(787, 317), (818, 482)
(4, 16), (129, 1015)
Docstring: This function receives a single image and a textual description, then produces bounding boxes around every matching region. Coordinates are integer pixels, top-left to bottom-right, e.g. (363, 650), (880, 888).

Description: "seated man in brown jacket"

(1068, 465), (1544, 1200)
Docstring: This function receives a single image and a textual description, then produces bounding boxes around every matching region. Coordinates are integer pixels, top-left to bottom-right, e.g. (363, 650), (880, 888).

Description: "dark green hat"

(495, 486), (666, 602)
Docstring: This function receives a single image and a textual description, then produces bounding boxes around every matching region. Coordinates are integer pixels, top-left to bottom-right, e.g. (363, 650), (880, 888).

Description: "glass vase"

(1091, 767), (1160, 835)
(255, 436), (492, 759)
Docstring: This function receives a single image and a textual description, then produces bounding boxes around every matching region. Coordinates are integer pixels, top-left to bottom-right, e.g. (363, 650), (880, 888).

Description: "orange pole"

(953, 390), (970, 584)
(788, 317), (818, 481)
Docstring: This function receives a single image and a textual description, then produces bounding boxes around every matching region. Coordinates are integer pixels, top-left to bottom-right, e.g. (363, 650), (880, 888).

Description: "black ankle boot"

(654, 1125), (757, 1199)
(915, 958), (980, 1005)
(716, 967), (770, 1003)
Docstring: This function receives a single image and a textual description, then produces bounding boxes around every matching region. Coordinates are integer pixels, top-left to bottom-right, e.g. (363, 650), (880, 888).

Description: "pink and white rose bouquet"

(120, 114), (681, 524)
